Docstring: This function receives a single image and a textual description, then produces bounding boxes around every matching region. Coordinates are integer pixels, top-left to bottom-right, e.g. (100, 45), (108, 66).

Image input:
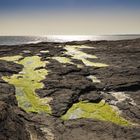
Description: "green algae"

(64, 45), (108, 68)
(2, 56), (52, 114)
(52, 56), (84, 68)
(82, 59), (109, 67)
(61, 101), (131, 126)
(52, 56), (73, 64)
(0, 55), (22, 62)
(59, 45), (131, 126)
(65, 46), (97, 60)
(52, 45), (108, 68)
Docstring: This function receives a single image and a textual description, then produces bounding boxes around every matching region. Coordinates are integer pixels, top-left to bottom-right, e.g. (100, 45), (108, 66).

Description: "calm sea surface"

(0, 35), (140, 46)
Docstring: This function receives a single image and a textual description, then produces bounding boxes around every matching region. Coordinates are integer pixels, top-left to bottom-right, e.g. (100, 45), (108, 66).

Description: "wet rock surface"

(0, 38), (140, 140)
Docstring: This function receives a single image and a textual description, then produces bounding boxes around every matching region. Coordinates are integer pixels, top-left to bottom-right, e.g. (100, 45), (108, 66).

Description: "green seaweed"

(64, 45), (108, 67)
(52, 56), (73, 64)
(2, 56), (52, 114)
(65, 46), (97, 60)
(61, 101), (131, 126)
(0, 55), (22, 62)
(52, 45), (108, 69)
(82, 59), (109, 67)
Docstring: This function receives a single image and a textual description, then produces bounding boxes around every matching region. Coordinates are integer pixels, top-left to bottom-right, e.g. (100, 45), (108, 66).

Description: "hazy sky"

(0, 0), (140, 35)
(0, 0), (140, 10)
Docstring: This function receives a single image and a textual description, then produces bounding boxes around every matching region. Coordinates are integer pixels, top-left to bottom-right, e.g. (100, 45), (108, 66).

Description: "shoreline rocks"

(0, 38), (140, 140)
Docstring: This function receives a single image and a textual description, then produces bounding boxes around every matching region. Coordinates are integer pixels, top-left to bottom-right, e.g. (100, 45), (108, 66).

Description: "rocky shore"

(0, 38), (140, 140)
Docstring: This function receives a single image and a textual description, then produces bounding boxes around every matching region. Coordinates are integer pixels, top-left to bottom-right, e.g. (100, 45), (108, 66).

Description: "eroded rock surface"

(0, 39), (140, 140)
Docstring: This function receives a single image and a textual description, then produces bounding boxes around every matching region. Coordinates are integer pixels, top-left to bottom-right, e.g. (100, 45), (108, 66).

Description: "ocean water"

(0, 35), (140, 46)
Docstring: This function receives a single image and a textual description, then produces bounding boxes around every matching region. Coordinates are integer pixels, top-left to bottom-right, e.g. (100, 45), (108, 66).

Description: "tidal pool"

(1, 55), (52, 114)
(62, 101), (131, 126)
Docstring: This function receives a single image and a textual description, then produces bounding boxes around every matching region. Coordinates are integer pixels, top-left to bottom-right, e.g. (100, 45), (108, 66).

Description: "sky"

(0, 0), (140, 35)
(0, 0), (140, 10)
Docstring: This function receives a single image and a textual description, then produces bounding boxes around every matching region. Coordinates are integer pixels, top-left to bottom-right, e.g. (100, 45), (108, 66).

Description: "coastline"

(0, 35), (140, 46)
(0, 38), (140, 140)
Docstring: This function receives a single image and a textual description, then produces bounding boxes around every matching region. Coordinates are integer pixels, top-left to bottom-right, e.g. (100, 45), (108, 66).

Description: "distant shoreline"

(0, 35), (140, 46)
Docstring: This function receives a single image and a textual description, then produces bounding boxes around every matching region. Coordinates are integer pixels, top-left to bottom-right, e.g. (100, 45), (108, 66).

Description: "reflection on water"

(0, 35), (140, 45)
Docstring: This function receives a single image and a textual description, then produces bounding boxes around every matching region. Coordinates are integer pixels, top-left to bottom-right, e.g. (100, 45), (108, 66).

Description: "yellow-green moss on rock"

(0, 55), (23, 62)
(52, 56), (73, 64)
(2, 56), (52, 114)
(64, 45), (108, 67)
(61, 101), (131, 126)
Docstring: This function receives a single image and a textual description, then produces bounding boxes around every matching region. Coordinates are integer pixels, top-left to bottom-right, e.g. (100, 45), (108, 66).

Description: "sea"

(0, 35), (140, 46)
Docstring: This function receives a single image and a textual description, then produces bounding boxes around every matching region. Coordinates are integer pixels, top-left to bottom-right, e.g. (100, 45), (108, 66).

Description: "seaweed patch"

(1, 56), (52, 114)
(62, 100), (131, 126)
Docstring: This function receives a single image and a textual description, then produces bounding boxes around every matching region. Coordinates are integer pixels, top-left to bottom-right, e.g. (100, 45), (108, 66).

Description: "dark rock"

(54, 119), (140, 140)
(50, 89), (77, 117)
(79, 91), (102, 103)
(0, 101), (30, 140)
(0, 38), (140, 139)
(0, 82), (15, 94)
(116, 90), (140, 123)
(0, 60), (23, 75)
